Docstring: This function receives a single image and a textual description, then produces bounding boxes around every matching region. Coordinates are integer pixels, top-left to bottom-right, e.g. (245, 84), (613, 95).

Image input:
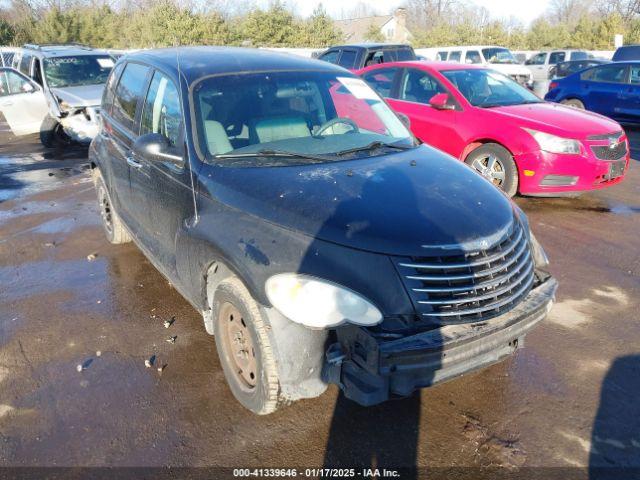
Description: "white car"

(524, 50), (590, 82)
(424, 45), (533, 87)
(2, 44), (115, 146)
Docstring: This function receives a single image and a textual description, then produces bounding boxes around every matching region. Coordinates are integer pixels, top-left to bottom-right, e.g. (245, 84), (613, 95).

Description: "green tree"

(240, 1), (297, 47)
(297, 4), (342, 47)
(364, 22), (384, 42)
(0, 17), (15, 45)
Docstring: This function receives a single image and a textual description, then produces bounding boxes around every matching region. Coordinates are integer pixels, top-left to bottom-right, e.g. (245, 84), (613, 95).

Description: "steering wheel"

(315, 117), (359, 136)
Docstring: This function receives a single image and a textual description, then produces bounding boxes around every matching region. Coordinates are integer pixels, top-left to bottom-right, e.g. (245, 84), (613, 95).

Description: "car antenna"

(175, 42), (199, 227)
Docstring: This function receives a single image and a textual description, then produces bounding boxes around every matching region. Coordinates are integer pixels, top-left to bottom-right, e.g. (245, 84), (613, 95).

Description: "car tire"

(39, 114), (68, 148)
(465, 144), (519, 197)
(213, 277), (281, 415)
(561, 98), (585, 109)
(93, 170), (131, 244)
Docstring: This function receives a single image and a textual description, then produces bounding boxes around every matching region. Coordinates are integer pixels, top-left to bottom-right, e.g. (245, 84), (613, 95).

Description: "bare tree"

(548, 0), (593, 25)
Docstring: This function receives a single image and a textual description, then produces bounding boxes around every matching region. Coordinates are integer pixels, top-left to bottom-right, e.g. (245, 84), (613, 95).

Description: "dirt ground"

(0, 126), (639, 480)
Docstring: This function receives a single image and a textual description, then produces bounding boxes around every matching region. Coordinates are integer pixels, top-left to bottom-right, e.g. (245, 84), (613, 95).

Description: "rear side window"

(320, 50), (340, 64)
(448, 51), (461, 62)
(583, 64), (627, 83)
(338, 50), (357, 69)
(570, 51), (588, 61)
(19, 54), (32, 76)
(437, 51), (448, 61)
(140, 71), (183, 149)
(629, 65), (640, 84)
(102, 61), (125, 114)
(549, 52), (566, 64)
(362, 68), (399, 98)
(112, 63), (150, 131)
(396, 48), (415, 61)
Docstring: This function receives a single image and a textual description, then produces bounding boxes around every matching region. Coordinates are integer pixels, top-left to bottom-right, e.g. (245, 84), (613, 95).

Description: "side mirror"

(429, 93), (456, 111)
(133, 133), (183, 166)
(397, 112), (411, 129)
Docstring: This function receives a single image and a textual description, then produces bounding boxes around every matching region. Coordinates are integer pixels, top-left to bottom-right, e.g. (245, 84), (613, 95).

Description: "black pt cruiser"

(90, 47), (557, 414)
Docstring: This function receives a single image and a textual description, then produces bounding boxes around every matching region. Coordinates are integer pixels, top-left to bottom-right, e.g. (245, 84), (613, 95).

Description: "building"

(334, 8), (412, 44)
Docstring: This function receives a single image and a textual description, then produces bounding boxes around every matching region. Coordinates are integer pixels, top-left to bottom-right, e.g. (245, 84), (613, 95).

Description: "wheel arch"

(461, 140), (522, 195)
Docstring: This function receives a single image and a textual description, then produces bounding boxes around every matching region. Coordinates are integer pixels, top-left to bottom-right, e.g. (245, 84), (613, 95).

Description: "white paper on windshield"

(337, 77), (378, 100)
(97, 58), (115, 68)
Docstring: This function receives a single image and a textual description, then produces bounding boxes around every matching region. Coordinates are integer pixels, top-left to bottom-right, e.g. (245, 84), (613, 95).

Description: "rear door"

(101, 61), (151, 230)
(580, 64), (628, 119)
(387, 67), (464, 155)
(337, 49), (358, 70)
(132, 69), (192, 277)
(0, 68), (48, 135)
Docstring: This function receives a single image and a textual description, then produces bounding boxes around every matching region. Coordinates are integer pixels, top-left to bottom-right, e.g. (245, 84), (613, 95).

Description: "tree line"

(1, 0), (640, 51)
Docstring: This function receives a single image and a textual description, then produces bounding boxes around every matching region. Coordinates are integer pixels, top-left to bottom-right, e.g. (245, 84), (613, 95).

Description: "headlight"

(529, 231), (549, 268)
(265, 273), (383, 329)
(523, 128), (581, 154)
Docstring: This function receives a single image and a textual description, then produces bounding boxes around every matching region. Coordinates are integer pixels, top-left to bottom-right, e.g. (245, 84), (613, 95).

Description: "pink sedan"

(358, 61), (630, 196)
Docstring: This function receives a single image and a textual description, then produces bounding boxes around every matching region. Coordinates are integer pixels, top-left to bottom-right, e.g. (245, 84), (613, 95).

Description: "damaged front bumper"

(59, 106), (100, 143)
(323, 275), (558, 406)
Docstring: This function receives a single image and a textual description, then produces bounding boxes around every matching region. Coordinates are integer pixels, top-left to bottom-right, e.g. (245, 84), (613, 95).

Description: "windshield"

(442, 69), (542, 108)
(192, 71), (415, 166)
(482, 48), (518, 64)
(44, 55), (115, 88)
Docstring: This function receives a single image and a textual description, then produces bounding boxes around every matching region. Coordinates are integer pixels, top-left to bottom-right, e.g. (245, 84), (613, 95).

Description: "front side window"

(527, 53), (546, 65)
(319, 50), (340, 64)
(112, 62), (150, 131)
(43, 55), (115, 88)
(465, 51), (481, 64)
(0, 69), (35, 97)
(483, 48), (518, 64)
(399, 69), (446, 104)
(629, 65), (640, 84)
(362, 68), (398, 98)
(102, 61), (125, 114)
(364, 50), (385, 67)
(192, 71), (414, 166)
(442, 68), (541, 108)
(140, 71), (182, 148)
(570, 51), (588, 61)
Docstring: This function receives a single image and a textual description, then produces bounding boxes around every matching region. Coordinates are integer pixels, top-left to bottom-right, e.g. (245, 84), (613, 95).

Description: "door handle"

(126, 154), (143, 169)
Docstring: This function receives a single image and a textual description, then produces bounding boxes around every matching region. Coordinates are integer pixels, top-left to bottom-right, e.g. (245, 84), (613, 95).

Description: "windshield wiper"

(213, 149), (332, 162)
(334, 141), (414, 157)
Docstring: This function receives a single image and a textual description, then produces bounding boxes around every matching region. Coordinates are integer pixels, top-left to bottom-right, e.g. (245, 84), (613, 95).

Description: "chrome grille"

(591, 142), (627, 160)
(396, 222), (534, 324)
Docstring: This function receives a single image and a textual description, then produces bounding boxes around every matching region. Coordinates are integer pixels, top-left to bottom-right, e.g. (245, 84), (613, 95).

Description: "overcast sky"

(286, 0), (551, 25)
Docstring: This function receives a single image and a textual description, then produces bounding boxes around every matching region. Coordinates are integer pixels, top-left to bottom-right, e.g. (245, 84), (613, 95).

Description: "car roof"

(125, 46), (348, 84)
(22, 45), (109, 58)
(433, 45), (507, 50)
(365, 60), (487, 72)
(327, 43), (413, 50)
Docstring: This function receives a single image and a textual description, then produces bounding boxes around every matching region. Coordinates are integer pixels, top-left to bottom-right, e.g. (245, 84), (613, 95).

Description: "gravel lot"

(0, 126), (638, 479)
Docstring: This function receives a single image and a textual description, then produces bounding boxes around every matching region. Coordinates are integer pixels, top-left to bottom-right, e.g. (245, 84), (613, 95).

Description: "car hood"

(50, 84), (105, 107)
(491, 102), (622, 138)
(201, 146), (519, 257)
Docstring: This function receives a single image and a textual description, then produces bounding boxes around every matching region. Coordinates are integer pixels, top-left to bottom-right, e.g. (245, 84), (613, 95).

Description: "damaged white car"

(0, 44), (115, 146)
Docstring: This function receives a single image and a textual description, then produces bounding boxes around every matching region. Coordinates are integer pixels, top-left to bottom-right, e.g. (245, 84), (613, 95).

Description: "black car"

(317, 43), (416, 70)
(90, 47), (557, 414)
(612, 45), (640, 61)
(549, 59), (610, 79)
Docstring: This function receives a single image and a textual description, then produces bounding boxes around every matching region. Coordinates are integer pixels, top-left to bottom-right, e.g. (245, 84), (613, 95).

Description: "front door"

(582, 64), (628, 119)
(131, 70), (193, 278)
(526, 52), (548, 82)
(387, 68), (463, 156)
(0, 68), (49, 136)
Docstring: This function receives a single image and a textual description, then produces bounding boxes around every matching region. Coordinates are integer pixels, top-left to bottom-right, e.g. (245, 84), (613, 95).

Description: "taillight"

(549, 82), (559, 91)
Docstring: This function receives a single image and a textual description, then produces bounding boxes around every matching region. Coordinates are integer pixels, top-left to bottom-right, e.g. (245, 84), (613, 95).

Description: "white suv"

(524, 50), (590, 82)
(425, 45), (533, 87)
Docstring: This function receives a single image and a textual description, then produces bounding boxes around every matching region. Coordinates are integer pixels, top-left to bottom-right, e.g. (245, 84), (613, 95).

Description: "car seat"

(249, 116), (310, 144)
(204, 120), (233, 155)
